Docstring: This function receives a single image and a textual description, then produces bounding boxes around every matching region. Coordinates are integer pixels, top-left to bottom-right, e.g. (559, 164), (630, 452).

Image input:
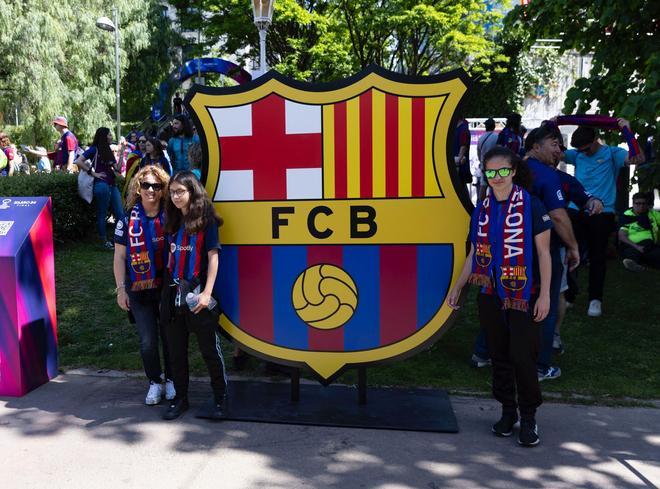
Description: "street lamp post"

(252, 0), (275, 76)
(96, 8), (121, 142)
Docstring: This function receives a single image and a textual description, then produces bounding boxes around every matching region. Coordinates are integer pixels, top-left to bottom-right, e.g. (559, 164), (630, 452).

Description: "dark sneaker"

(163, 398), (189, 420)
(195, 398), (226, 421)
(470, 353), (492, 368)
(518, 420), (540, 446)
(538, 366), (561, 381)
(492, 412), (518, 437)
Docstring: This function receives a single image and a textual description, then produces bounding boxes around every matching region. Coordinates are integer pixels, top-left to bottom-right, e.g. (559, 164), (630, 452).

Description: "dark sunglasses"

(484, 167), (513, 179)
(140, 182), (163, 191)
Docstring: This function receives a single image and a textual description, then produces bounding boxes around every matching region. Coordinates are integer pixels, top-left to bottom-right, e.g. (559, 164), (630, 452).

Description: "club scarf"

(469, 185), (534, 312)
(555, 114), (641, 157)
(127, 203), (166, 291)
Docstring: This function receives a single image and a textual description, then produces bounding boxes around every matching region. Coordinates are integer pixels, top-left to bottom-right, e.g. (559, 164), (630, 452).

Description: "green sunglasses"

(484, 167), (513, 179)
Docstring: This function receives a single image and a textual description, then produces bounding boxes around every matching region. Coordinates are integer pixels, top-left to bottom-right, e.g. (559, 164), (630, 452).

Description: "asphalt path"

(1, 373), (659, 489)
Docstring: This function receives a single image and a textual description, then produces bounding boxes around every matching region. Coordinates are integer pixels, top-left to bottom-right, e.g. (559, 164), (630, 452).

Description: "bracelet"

(114, 283), (126, 294)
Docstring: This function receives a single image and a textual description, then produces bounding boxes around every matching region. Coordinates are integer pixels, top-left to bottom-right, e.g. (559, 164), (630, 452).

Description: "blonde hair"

(125, 165), (171, 210)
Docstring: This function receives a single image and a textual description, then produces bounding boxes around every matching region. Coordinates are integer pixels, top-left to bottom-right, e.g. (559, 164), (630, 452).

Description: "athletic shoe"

(587, 299), (602, 317)
(552, 334), (565, 355)
(538, 366), (561, 381)
(163, 398), (189, 420)
(623, 258), (646, 272)
(164, 379), (176, 401)
(470, 353), (492, 368)
(145, 381), (163, 405)
(492, 412), (518, 437)
(518, 420), (540, 447)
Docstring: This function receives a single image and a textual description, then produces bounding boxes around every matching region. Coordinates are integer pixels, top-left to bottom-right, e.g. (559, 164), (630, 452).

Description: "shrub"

(0, 173), (97, 242)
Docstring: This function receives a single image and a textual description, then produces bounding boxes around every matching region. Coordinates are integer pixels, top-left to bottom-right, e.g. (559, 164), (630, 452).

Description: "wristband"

(115, 283), (126, 294)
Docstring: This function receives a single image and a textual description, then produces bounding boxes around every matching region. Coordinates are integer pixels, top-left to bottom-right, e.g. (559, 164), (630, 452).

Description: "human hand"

(567, 246), (580, 271)
(617, 118), (631, 130)
(533, 293), (550, 322)
(117, 289), (130, 311)
(635, 244), (646, 253)
(93, 171), (107, 179)
(446, 286), (463, 310)
(191, 291), (211, 314)
(587, 198), (603, 215)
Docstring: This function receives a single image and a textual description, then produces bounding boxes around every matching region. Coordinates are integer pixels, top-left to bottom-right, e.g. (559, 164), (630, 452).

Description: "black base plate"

(191, 380), (458, 433)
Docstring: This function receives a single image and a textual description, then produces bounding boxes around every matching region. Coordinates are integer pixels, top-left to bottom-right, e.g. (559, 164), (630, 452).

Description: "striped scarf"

(555, 114), (641, 157)
(127, 203), (166, 291)
(469, 185), (534, 312)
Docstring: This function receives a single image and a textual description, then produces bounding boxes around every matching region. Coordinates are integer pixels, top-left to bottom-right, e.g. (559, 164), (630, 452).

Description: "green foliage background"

(0, 0), (179, 145)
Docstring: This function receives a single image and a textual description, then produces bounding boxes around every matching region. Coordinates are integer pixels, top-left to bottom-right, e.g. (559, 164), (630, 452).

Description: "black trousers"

(570, 211), (615, 301)
(165, 306), (227, 403)
(621, 242), (660, 269)
(478, 293), (542, 419)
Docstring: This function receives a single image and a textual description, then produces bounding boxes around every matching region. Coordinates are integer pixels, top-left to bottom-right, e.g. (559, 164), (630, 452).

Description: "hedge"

(0, 173), (99, 242)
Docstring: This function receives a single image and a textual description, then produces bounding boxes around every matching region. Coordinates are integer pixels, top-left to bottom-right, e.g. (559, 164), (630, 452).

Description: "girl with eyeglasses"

(446, 147), (552, 447)
(113, 165), (175, 406)
(140, 137), (173, 176)
(161, 171), (227, 421)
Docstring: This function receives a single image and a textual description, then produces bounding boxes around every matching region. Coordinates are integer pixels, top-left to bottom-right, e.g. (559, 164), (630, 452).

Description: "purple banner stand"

(0, 197), (58, 396)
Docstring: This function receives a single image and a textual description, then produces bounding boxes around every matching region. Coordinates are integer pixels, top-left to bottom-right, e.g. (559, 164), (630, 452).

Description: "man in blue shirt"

(564, 119), (644, 317)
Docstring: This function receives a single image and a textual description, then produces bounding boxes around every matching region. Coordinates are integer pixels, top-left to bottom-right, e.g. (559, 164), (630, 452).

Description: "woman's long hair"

(146, 137), (165, 160)
(91, 127), (115, 163)
(125, 165), (171, 210)
(482, 147), (532, 191)
(164, 171), (222, 234)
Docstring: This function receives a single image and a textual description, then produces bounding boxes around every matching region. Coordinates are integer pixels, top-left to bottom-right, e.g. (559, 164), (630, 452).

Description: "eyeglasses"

(170, 188), (189, 198)
(140, 182), (163, 191)
(484, 167), (513, 179)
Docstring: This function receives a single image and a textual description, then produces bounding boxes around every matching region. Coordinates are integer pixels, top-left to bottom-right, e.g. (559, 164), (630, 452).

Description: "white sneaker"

(588, 299), (602, 317)
(165, 379), (176, 401)
(145, 382), (163, 405)
(623, 258), (645, 272)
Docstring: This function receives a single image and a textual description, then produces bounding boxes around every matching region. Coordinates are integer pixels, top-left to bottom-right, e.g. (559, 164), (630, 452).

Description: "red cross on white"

(210, 94), (323, 201)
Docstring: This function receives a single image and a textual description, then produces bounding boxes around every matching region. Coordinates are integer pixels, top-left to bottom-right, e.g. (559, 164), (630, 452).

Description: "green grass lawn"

(55, 241), (660, 401)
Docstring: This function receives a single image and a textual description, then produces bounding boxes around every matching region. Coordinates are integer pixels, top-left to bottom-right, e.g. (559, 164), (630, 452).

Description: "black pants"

(571, 211), (615, 301)
(165, 306), (227, 403)
(478, 293), (542, 419)
(128, 289), (172, 383)
(621, 242), (660, 269)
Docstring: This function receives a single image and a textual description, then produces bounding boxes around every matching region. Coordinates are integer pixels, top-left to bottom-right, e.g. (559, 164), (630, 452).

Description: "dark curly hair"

(164, 171), (222, 234)
(482, 147), (532, 191)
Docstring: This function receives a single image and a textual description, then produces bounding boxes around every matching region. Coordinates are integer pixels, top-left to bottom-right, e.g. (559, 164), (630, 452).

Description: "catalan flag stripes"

(323, 89), (444, 199)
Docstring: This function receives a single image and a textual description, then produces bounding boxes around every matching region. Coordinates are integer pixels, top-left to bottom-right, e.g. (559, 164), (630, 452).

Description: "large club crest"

(187, 66), (472, 382)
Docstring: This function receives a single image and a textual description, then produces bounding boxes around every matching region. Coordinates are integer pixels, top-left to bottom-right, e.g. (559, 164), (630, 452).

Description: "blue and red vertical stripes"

(218, 244), (453, 352)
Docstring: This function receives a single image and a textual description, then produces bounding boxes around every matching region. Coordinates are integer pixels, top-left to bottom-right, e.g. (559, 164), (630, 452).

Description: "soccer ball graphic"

(292, 264), (358, 330)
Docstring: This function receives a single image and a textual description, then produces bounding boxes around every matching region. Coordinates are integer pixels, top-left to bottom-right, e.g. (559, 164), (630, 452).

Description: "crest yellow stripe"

(425, 97), (444, 196)
(322, 104), (335, 199)
(398, 97), (412, 197)
(371, 90), (386, 198)
(346, 97), (361, 198)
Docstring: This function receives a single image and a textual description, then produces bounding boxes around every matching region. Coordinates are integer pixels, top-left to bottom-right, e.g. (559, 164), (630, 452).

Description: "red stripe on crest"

(380, 246), (417, 345)
(385, 94), (399, 197)
(238, 246), (274, 342)
(411, 98), (425, 196)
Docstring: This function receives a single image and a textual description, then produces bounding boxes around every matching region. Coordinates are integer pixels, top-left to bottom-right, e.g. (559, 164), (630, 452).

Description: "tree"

(511, 0), (659, 190)
(0, 0), (178, 144)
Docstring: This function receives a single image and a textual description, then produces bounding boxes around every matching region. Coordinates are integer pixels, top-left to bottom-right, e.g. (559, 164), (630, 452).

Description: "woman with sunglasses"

(446, 147), (552, 447)
(161, 171), (227, 421)
(113, 165), (175, 406)
(140, 137), (173, 176)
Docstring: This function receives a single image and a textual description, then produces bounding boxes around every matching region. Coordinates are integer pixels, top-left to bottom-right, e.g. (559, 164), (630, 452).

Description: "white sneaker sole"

(145, 397), (162, 406)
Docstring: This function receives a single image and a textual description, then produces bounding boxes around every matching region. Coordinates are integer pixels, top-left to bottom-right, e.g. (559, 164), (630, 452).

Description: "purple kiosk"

(0, 197), (57, 396)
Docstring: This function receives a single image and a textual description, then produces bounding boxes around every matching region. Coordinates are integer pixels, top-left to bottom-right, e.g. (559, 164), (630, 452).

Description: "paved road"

(1, 373), (658, 489)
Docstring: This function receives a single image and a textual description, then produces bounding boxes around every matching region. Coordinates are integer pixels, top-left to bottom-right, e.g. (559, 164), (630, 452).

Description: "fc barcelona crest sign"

(187, 66), (471, 382)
